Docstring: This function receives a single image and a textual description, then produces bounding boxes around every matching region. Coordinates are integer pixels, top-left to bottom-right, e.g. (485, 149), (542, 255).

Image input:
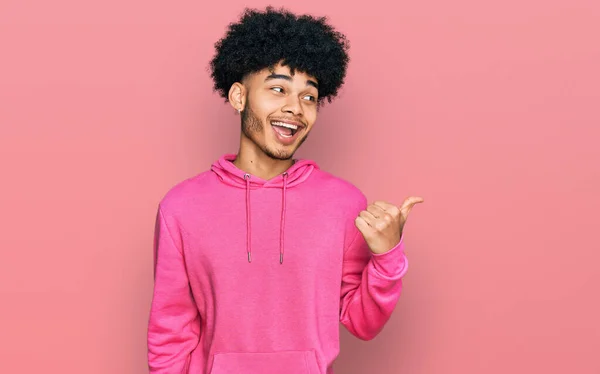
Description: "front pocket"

(210, 350), (319, 374)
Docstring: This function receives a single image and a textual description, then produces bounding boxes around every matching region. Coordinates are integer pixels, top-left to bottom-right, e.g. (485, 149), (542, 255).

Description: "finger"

(373, 200), (394, 211)
(358, 210), (377, 227)
(400, 197), (425, 218)
(366, 204), (386, 218)
(400, 196), (425, 211)
(355, 216), (376, 238)
(372, 201), (401, 221)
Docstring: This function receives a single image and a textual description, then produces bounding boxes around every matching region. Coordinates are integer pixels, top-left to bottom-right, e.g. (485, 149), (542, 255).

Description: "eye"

(303, 95), (316, 102)
(271, 87), (284, 93)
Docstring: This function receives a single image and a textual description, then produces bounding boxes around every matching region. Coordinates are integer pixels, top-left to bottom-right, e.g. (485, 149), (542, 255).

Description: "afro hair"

(208, 6), (350, 107)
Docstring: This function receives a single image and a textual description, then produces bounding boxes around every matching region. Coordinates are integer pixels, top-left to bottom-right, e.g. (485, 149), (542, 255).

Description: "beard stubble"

(240, 98), (310, 161)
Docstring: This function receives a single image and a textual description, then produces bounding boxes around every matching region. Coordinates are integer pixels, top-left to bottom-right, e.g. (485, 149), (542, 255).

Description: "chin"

(264, 145), (297, 160)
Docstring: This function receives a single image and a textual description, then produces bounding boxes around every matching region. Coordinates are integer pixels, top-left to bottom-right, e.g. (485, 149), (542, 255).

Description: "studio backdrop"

(0, 0), (598, 373)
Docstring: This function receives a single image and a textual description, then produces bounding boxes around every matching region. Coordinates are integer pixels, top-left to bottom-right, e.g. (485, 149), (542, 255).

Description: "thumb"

(400, 196), (424, 215)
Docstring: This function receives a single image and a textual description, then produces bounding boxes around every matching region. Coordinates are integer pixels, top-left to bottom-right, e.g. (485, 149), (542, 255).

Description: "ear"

(228, 82), (246, 113)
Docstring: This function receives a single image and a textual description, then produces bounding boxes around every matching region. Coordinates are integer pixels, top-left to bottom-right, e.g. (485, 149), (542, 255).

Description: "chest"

(181, 187), (350, 285)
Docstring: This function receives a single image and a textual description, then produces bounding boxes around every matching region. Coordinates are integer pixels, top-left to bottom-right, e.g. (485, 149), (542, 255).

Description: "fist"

(355, 197), (424, 254)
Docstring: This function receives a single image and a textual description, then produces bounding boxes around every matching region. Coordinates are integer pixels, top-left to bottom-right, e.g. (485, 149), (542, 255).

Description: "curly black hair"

(208, 6), (350, 107)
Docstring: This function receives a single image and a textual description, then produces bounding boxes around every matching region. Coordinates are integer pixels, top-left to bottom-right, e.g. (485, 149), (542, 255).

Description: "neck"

(233, 142), (295, 181)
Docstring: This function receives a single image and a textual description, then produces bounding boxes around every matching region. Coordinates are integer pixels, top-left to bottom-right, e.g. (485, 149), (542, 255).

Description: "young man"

(148, 6), (423, 374)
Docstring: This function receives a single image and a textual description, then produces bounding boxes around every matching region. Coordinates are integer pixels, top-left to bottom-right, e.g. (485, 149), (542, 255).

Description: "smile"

(271, 120), (301, 137)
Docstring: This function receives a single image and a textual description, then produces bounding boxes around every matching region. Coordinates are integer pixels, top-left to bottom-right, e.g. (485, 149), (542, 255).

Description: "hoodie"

(147, 153), (408, 374)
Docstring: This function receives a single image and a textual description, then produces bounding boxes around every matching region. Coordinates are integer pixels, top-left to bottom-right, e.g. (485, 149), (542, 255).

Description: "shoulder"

(310, 168), (368, 209)
(157, 170), (213, 213)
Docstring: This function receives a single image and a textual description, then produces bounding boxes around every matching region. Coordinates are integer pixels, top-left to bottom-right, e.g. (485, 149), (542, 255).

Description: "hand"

(355, 196), (424, 254)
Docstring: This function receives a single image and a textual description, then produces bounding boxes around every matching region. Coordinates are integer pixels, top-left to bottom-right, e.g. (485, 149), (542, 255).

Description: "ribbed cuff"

(371, 234), (408, 278)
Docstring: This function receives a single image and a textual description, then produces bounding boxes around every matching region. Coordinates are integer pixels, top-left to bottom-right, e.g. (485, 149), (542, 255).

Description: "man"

(148, 6), (423, 373)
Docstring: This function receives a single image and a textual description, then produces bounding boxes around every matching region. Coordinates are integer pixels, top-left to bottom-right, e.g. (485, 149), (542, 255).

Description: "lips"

(270, 119), (304, 137)
(270, 119), (304, 145)
(270, 118), (304, 127)
(271, 119), (304, 127)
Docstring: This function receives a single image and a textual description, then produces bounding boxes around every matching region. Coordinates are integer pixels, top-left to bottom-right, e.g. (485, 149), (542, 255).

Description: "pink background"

(1, 0), (599, 373)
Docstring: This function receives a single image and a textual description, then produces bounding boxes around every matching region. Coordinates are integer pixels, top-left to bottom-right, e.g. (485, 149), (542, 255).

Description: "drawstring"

(244, 173), (252, 263)
(280, 172), (288, 264)
(243, 171), (289, 264)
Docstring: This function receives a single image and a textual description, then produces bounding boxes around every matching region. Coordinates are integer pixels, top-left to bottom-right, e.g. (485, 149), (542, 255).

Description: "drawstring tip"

(280, 253), (283, 264)
(248, 252), (252, 263)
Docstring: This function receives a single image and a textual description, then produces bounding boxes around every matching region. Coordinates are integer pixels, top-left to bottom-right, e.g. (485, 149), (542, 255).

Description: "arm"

(147, 205), (201, 373)
(339, 201), (409, 341)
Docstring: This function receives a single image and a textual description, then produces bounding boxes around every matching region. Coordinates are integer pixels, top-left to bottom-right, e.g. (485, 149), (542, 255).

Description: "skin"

(228, 60), (319, 181)
(227, 59), (424, 254)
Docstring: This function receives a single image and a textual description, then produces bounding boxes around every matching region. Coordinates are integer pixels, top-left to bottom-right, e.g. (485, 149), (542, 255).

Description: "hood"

(210, 153), (319, 264)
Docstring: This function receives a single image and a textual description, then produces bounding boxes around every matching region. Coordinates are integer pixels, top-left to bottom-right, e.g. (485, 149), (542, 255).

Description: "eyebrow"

(264, 73), (319, 89)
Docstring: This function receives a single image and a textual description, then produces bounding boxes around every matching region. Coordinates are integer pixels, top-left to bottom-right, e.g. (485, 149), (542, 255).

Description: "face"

(232, 61), (319, 161)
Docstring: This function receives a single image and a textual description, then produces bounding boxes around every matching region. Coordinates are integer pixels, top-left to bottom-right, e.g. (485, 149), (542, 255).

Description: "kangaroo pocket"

(210, 350), (320, 374)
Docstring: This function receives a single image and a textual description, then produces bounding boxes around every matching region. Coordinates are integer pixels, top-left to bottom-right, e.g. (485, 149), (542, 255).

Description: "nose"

(281, 95), (303, 116)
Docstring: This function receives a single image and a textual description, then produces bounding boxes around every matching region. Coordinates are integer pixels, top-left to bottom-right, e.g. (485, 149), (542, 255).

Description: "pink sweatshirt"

(147, 153), (408, 373)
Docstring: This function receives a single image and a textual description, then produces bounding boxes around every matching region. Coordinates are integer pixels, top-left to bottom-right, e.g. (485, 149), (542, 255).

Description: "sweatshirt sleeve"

(147, 205), (201, 373)
(339, 198), (409, 341)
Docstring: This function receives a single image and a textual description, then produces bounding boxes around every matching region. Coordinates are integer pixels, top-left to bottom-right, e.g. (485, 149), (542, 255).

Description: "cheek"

(253, 100), (280, 121)
(304, 108), (318, 126)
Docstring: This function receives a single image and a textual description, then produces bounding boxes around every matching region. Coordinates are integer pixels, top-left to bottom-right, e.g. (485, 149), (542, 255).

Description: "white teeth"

(271, 121), (299, 130)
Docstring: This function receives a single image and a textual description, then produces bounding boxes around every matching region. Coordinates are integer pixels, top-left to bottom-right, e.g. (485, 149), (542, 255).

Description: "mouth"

(270, 120), (304, 138)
